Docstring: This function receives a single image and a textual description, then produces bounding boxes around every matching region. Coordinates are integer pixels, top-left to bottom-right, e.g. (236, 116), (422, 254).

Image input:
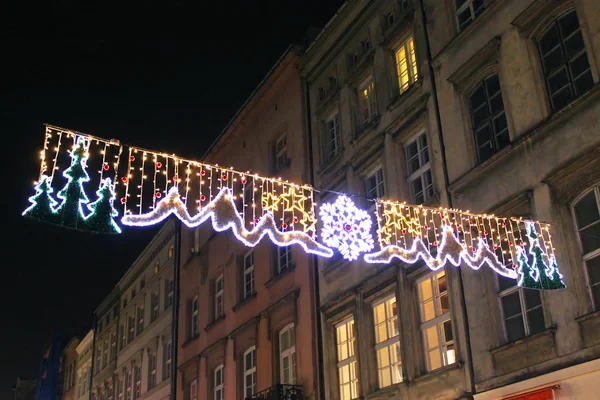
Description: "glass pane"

(502, 292), (522, 318)
(376, 323), (387, 344)
(377, 346), (390, 368)
(542, 46), (565, 73)
(575, 191), (600, 228)
(421, 300), (435, 322)
(445, 343), (457, 365)
(419, 279), (433, 301)
(489, 93), (504, 116)
(548, 67), (570, 94)
(443, 320), (453, 342)
(440, 294), (450, 314)
(425, 325), (439, 350)
(539, 24), (560, 55)
(592, 284), (600, 311)
(587, 256), (600, 285)
(379, 368), (391, 388)
(470, 84), (487, 110)
(438, 274), (447, 294)
(559, 10), (580, 39)
(524, 288), (542, 309)
(486, 74), (501, 96)
(565, 30), (585, 58)
(505, 316), (525, 342)
(498, 274), (516, 291)
(406, 140), (418, 161)
(476, 125), (495, 162)
(551, 84), (573, 111)
(573, 70), (593, 96)
(580, 223), (600, 254)
(527, 307), (545, 335)
(374, 303), (385, 324)
(428, 349), (442, 371)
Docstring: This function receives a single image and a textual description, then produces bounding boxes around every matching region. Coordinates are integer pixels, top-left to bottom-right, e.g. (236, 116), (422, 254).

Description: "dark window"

(538, 10), (593, 111)
(573, 186), (600, 308)
(469, 74), (510, 163)
(456, 0), (484, 31)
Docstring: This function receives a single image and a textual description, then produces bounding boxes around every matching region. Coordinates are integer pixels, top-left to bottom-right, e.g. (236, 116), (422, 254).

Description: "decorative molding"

(511, 0), (575, 38)
(447, 37), (501, 94)
(379, 8), (416, 49)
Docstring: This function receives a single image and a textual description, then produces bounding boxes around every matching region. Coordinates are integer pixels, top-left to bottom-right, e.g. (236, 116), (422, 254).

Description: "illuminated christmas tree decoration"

(22, 175), (58, 221)
(319, 195), (374, 261)
(122, 187), (333, 257)
(85, 178), (121, 234)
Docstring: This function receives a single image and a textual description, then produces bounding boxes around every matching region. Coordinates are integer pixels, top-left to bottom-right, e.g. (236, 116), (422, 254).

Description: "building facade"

(115, 221), (175, 400)
(424, 0), (600, 398)
(75, 330), (94, 400)
(62, 337), (80, 400)
(177, 47), (320, 400)
(92, 287), (120, 400)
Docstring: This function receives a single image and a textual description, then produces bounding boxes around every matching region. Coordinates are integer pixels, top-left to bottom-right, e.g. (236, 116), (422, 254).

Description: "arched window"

(469, 74), (509, 163)
(538, 9), (593, 111)
(572, 185), (600, 308)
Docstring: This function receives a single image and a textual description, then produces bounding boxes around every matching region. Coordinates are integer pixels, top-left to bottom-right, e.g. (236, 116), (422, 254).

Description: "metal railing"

(246, 384), (303, 400)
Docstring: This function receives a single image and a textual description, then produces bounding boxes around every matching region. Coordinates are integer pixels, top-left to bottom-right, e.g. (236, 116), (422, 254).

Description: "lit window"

(214, 365), (224, 400)
(244, 346), (257, 398)
(168, 244), (175, 259)
(406, 133), (433, 204)
(164, 341), (172, 380)
(573, 186), (600, 308)
(336, 318), (358, 400)
(278, 245), (293, 274)
(275, 134), (289, 173)
(244, 251), (255, 299)
(455, 0), (484, 31)
(148, 353), (157, 389)
(323, 113), (341, 163)
(469, 74), (509, 163)
(365, 169), (385, 200)
(358, 79), (377, 125)
(498, 273), (545, 342)
(395, 36), (418, 93)
(373, 296), (402, 388)
(154, 261), (160, 275)
(191, 296), (199, 337)
(538, 9), (593, 111)
(417, 271), (455, 371)
(190, 379), (198, 400)
(280, 324), (297, 384)
(133, 364), (141, 400)
(215, 275), (224, 319)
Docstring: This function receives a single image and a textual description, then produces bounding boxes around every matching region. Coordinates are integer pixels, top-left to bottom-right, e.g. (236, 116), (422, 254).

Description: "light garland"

(122, 187), (334, 258)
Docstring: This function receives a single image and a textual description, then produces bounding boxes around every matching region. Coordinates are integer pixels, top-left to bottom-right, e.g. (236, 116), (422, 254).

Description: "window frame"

(164, 341), (172, 380)
(215, 275), (224, 319)
(166, 279), (174, 309)
(405, 131), (434, 204)
(243, 346), (257, 398)
(358, 78), (377, 125)
(323, 112), (341, 163)
(151, 291), (159, 321)
(372, 294), (402, 388)
(278, 244), (293, 274)
(274, 133), (289, 173)
(365, 167), (385, 200)
(335, 316), (359, 400)
(148, 352), (157, 389)
(168, 244), (175, 259)
(244, 250), (255, 299)
(214, 364), (224, 400)
(279, 323), (297, 385)
(133, 363), (141, 400)
(190, 379), (198, 400)
(191, 296), (199, 338)
(394, 35), (419, 94)
(455, 0), (485, 32)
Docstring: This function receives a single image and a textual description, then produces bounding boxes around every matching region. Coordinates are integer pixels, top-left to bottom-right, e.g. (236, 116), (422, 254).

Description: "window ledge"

(204, 315), (226, 332)
(181, 334), (200, 349)
(387, 79), (423, 112)
(318, 150), (345, 176)
(491, 326), (557, 354)
(232, 292), (257, 312)
(576, 310), (600, 348)
(365, 381), (407, 399)
(413, 361), (463, 383)
(265, 263), (296, 288)
(351, 115), (381, 142)
(316, 86), (341, 113)
(449, 82), (600, 197)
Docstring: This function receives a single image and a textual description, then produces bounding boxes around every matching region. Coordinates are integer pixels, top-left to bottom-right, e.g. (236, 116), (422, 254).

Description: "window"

(244, 251), (255, 298)
(96, 348), (101, 374)
(498, 273), (545, 342)
(191, 296), (199, 337)
(539, 10), (593, 111)
(154, 261), (160, 275)
(365, 169), (385, 200)
(417, 271), (455, 371)
(275, 134), (289, 172)
(168, 244), (175, 259)
(140, 278), (145, 289)
(215, 275), (224, 319)
(243, 347), (257, 398)
(116, 376), (123, 400)
(395, 36), (418, 94)
(111, 331), (117, 359)
(455, 0), (484, 31)
(336, 318), (358, 400)
(128, 315), (135, 342)
(122, 299), (127, 309)
(214, 365), (224, 400)
(131, 289), (136, 299)
(164, 341), (172, 380)
(136, 306), (144, 335)
(148, 353), (157, 389)
(102, 339), (108, 369)
(358, 79), (377, 124)
(385, 12), (395, 30)
(190, 379), (198, 400)
(166, 279), (174, 309)
(373, 296), (402, 388)
(323, 113), (341, 163)
(406, 133), (434, 204)
(151, 292), (159, 322)
(120, 324), (126, 349)
(279, 324), (296, 384)
(573, 186), (600, 308)
(125, 370), (132, 400)
(133, 364), (141, 400)
(278, 245), (293, 274)
(469, 74), (509, 163)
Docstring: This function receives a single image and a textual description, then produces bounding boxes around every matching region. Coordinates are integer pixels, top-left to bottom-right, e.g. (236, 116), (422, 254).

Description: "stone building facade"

(92, 287), (120, 400)
(425, 0), (600, 398)
(75, 330), (93, 400)
(114, 221), (175, 400)
(62, 337), (80, 400)
(177, 47), (320, 400)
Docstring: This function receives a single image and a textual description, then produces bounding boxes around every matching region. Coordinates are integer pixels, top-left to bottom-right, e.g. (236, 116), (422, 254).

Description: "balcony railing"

(246, 384), (303, 400)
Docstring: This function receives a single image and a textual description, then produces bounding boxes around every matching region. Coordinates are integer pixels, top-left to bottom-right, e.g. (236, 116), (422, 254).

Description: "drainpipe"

(304, 78), (326, 400)
(418, 0), (475, 397)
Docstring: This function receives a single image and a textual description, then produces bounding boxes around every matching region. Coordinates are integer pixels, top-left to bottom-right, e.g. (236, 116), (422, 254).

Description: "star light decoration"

(319, 195), (375, 261)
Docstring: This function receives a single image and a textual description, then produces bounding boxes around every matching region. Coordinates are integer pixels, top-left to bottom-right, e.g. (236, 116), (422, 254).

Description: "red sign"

(504, 386), (556, 400)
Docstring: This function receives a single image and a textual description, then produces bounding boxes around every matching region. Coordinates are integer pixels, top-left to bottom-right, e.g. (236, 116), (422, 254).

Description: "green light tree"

(22, 175), (58, 222)
(54, 137), (90, 228)
(85, 178), (121, 233)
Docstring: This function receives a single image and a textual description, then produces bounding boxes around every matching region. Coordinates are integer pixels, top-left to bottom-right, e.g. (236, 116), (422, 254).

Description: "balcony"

(246, 385), (303, 400)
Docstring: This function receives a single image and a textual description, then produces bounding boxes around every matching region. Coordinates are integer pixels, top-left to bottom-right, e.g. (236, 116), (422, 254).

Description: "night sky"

(1, 1), (343, 397)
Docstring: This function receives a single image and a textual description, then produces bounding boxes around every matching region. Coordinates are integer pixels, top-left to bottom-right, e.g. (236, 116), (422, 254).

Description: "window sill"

(365, 381), (407, 399)
(387, 78), (423, 113)
(233, 292), (257, 312)
(491, 326), (557, 354)
(413, 361), (462, 383)
(265, 263), (296, 288)
(576, 310), (600, 348)
(351, 115), (381, 142)
(318, 150), (344, 176)
(490, 326), (557, 375)
(181, 334), (200, 348)
(204, 315), (226, 332)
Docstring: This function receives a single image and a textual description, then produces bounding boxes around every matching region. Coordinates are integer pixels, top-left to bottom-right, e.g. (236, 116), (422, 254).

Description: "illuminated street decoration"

(22, 125), (565, 290)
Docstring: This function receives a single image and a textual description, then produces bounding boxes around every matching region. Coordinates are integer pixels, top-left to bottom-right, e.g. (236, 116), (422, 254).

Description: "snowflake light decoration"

(319, 195), (375, 261)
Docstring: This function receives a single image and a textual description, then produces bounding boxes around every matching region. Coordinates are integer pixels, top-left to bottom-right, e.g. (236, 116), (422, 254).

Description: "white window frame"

(417, 271), (455, 371)
(279, 323), (297, 385)
(243, 346), (257, 398)
(278, 244), (293, 274)
(358, 78), (377, 125)
(405, 132), (433, 204)
(365, 168), (385, 200)
(275, 133), (288, 172)
(214, 364), (224, 400)
(572, 185), (600, 308)
(190, 379), (198, 400)
(166, 279), (174, 309)
(215, 275), (224, 319)
(335, 317), (359, 400)
(125, 370), (132, 400)
(164, 341), (172, 380)
(394, 35), (418, 94)
(191, 296), (199, 337)
(498, 275), (545, 342)
(372, 295), (402, 388)
(244, 250), (255, 299)
(323, 113), (341, 162)
(455, 0), (484, 31)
